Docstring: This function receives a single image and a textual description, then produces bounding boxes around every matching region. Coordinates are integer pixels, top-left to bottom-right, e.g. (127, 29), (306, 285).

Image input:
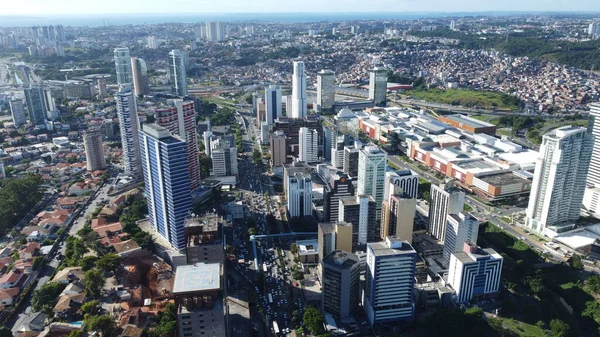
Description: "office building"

(363, 237), (417, 325)
(174, 263), (226, 337)
(331, 133), (347, 169)
(339, 195), (377, 247)
(9, 99), (26, 126)
(299, 127), (319, 163)
(384, 170), (419, 202)
(318, 222), (353, 259)
(321, 250), (361, 319)
(131, 57), (150, 96)
(169, 50), (188, 97)
(323, 125), (334, 162)
(287, 172), (313, 217)
(203, 131), (213, 157)
(442, 213), (479, 264)
(274, 116), (322, 157)
(115, 85), (142, 177)
(587, 102), (600, 187)
(291, 61), (307, 119)
(369, 67), (388, 106)
(448, 242), (503, 303)
(525, 126), (593, 234)
(114, 48), (133, 85)
(323, 171), (355, 223)
(24, 85), (47, 125)
(155, 100), (201, 191)
(206, 22), (225, 42)
(83, 127), (106, 171)
(265, 85), (282, 125)
(316, 70), (335, 112)
(211, 139), (238, 177)
(270, 131), (287, 167)
(357, 146), (387, 220)
(140, 124), (192, 250)
(380, 194), (416, 242)
(185, 214), (224, 264)
(428, 180), (465, 242)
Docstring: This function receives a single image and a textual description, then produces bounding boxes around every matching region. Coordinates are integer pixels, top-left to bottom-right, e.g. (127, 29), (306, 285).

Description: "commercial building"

(321, 250), (361, 319)
(358, 145), (387, 220)
(438, 115), (497, 135)
(205, 22), (225, 42)
(380, 194), (416, 242)
(274, 116), (321, 157)
(442, 213), (479, 264)
(83, 127), (106, 171)
(283, 160), (311, 197)
(115, 85), (142, 177)
(140, 124), (192, 250)
(363, 237), (417, 325)
(131, 57), (150, 96)
(525, 126), (593, 234)
(287, 172), (313, 217)
(174, 263), (225, 337)
(169, 49), (188, 97)
(343, 144), (361, 178)
(270, 131), (287, 167)
(447, 242), (503, 303)
(114, 47), (133, 85)
(338, 195), (377, 247)
(384, 169), (419, 202)
(203, 131), (213, 157)
(299, 127), (319, 163)
(184, 214), (224, 264)
(318, 222), (353, 259)
(211, 139), (238, 178)
(24, 85), (47, 125)
(291, 61), (307, 119)
(368, 67), (388, 106)
(428, 180), (465, 242)
(9, 99), (26, 126)
(317, 70), (336, 112)
(265, 85), (282, 125)
(323, 171), (355, 222)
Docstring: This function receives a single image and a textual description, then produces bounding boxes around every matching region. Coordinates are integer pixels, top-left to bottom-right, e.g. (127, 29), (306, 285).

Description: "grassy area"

(499, 318), (546, 337)
(463, 203), (473, 212)
(204, 96), (236, 106)
(479, 223), (539, 265)
(408, 88), (521, 110)
(469, 115), (491, 122)
(497, 129), (512, 136)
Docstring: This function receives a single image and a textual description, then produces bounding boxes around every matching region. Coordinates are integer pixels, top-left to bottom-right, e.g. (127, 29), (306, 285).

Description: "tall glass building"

(169, 49), (188, 97)
(114, 47), (133, 85)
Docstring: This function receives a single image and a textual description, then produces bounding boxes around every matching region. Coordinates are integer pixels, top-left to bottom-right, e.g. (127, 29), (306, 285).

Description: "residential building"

(174, 263), (226, 337)
(380, 194), (416, 242)
(131, 57), (150, 96)
(9, 99), (26, 126)
(586, 102), (600, 187)
(323, 171), (355, 222)
(363, 237), (417, 325)
(270, 131), (287, 167)
(525, 126), (593, 234)
(321, 250), (361, 320)
(338, 195), (377, 247)
(287, 172), (312, 217)
(448, 242), (503, 303)
(299, 127), (319, 163)
(343, 141), (362, 178)
(114, 47), (133, 85)
(384, 169), (419, 202)
(317, 70), (335, 112)
(203, 131), (213, 157)
(169, 50), (188, 97)
(283, 160), (311, 197)
(442, 213), (479, 264)
(428, 180), (465, 242)
(139, 124), (192, 250)
(368, 67), (387, 106)
(265, 85), (282, 125)
(318, 222), (353, 259)
(24, 85), (46, 125)
(291, 61), (307, 119)
(205, 22), (225, 42)
(115, 85), (142, 177)
(357, 145), (387, 220)
(83, 127), (106, 171)
(184, 214), (224, 264)
(274, 116), (321, 157)
(211, 138), (238, 177)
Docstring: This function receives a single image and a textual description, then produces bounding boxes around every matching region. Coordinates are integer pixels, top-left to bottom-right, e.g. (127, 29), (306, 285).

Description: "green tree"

(81, 256), (98, 271)
(583, 300), (600, 324)
(85, 315), (115, 337)
(85, 269), (106, 299)
(66, 331), (82, 337)
(96, 253), (121, 273)
(303, 307), (326, 336)
(568, 255), (584, 270)
(290, 243), (298, 255)
(148, 303), (177, 337)
(32, 282), (66, 314)
(0, 175), (43, 235)
(248, 228), (257, 236)
(549, 319), (570, 337)
(252, 149), (262, 164)
(0, 326), (13, 337)
(133, 231), (155, 252)
(81, 300), (101, 315)
(587, 275), (600, 294)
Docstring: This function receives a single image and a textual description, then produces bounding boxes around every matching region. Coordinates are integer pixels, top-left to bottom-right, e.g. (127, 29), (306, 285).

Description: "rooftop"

(322, 250), (360, 269)
(368, 237), (416, 257)
(442, 114), (495, 128)
(479, 171), (531, 186)
(296, 239), (318, 256)
(173, 263), (221, 294)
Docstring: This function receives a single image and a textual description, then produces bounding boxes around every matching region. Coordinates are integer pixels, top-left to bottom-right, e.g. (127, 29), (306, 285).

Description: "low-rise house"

(53, 267), (85, 284)
(0, 269), (26, 289)
(54, 293), (85, 319)
(19, 242), (40, 260)
(0, 287), (20, 307)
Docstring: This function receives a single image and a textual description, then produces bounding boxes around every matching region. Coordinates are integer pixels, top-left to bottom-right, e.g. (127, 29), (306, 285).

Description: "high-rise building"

(358, 145), (387, 220)
(588, 22), (600, 36)
(194, 25), (204, 41)
(299, 127), (319, 163)
(184, 214), (225, 264)
(283, 160), (311, 198)
(384, 170), (419, 202)
(155, 100), (201, 191)
(174, 263), (226, 337)
(331, 133), (348, 169)
(291, 61), (307, 119)
(343, 141), (362, 178)
(131, 57), (150, 96)
(338, 195), (377, 247)
(428, 180), (465, 242)
(96, 78), (107, 98)
(83, 127), (106, 171)
(449, 20), (456, 30)
(368, 67), (388, 106)
(380, 194), (416, 242)
(24, 85), (46, 125)
(9, 99), (26, 126)
(114, 48), (133, 85)
(316, 70), (335, 112)
(323, 171), (355, 222)
(287, 172), (313, 217)
(265, 85), (282, 125)
(146, 36), (158, 49)
(586, 102), (600, 187)
(442, 213), (479, 264)
(203, 131), (213, 158)
(318, 222), (353, 259)
(169, 50), (188, 97)
(140, 124), (192, 249)
(211, 139), (238, 177)
(270, 131), (287, 167)
(205, 22), (225, 42)
(323, 125), (334, 162)
(363, 237), (417, 325)
(525, 126), (593, 234)
(321, 250), (361, 319)
(115, 85), (142, 177)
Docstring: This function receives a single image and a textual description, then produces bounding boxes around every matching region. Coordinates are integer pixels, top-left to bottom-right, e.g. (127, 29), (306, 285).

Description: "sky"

(2, 0), (600, 16)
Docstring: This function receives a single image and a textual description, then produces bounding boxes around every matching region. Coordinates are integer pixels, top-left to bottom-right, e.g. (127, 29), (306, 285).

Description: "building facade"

(131, 57), (150, 96)
(83, 127), (106, 171)
(287, 172), (313, 217)
(442, 213), (479, 264)
(318, 222), (353, 260)
(169, 49), (188, 97)
(321, 250), (361, 319)
(317, 70), (335, 112)
(9, 99), (26, 126)
(358, 146), (387, 220)
(270, 131), (287, 167)
(265, 85), (282, 125)
(114, 47), (133, 85)
(368, 67), (388, 106)
(24, 85), (46, 125)
(380, 194), (416, 242)
(323, 171), (355, 222)
(291, 61), (307, 119)
(299, 127), (319, 164)
(211, 139), (238, 177)
(339, 195), (377, 247)
(115, 85), (142, 177)
(384, 170), (419, 202)
(428, 181), (465, 242)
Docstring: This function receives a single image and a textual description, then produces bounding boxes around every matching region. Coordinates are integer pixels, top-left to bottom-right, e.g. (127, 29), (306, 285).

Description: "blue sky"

(3, 0), (600, 15)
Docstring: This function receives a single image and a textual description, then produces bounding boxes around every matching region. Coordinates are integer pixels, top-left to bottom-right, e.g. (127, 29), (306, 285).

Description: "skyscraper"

(270, 131), (287, 167)
(525, 126), (593, 234)
(338, 195), (377, 247)
(115, 85), (142, 177)
(318, 222), (353, 260)
(380, 194), (416, 242)
(24, 85), (46, 125)
(428, 180), (465, 242)
(299, 127), (318, 163)
(114, 48), (133, 85)
(9, 99), (26, 126)
(287, 172), (313, 217)
(205, 22), (225, 42)
(265, 85), (282, 125)
(383, 169), (419, 202)
(343, 141), (362, 178)
(131, 57), (150, 96)
(169, 50), (188, 97)
(291, 61), (307, 119)
(155, 100), (201, 191)
(316, 70), (335, 112)
(587, 102), (600, 187)
(323, 171), (355, 223)
(211, 139), (238, 177)
(363, 237), (417, 325)
(357, 145), (387, 220)
(140, 124), (192, 250)
(203, 131), (213, 158)
(321, 250), (361, 320)
(369, 67), (388, 106)
(442, 213), (479, 264)
(83, 127), (106, 171)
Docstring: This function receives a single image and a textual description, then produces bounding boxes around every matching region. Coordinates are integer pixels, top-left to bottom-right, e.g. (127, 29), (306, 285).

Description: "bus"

(268, 293), (273, 304)
(272, 321), (279, 335)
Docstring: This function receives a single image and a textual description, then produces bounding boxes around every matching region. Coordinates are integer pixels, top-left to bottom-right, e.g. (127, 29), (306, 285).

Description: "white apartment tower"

(442, 213), (479, 264)
(265, 85), (282, 125)
(291, 61), (307, 119)
(211, 139), (238, 177)
(9, 99), (26, 126)
(357, 145), (387, 219)
(586, 102), (600, 187)
(114, 47), (133, 85)
(299, 127), (319, 164)
(287, 172), (313, 217)
(525, 126), (593, 234)
(428, 180), (465, 242)
(316, 70), (335, 112)
(206, 22), (225, 42)
(115, 85), (141, 177)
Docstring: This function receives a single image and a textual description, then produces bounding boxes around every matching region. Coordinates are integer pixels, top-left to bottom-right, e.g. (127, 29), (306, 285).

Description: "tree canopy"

(32, 282), (66, 314)
(0, 175), (43, 235)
